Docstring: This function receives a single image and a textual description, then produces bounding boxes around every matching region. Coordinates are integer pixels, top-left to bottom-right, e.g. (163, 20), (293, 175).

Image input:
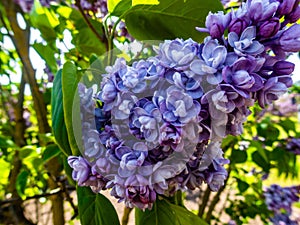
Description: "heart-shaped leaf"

(77, 186), (120, 225)
(124, 0), (223, 41)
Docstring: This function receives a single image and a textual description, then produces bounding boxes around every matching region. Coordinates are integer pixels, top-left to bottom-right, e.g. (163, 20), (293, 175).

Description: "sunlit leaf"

(252, 151), (270, 173)
(77, 186), (120, 225)
(108, 0), (123, 13)
(16, 170), (29, 199)
(42, 144), (61, 163)
(109, 0), (132, 17)
(30, 0), (59, 41)
(32, 42), (58, 73)
(135, 199), (208, 225)
(124, 0), (223, 41)
(51, 70), (72, 156)
(62, 62), (82, 156)
(132, 0), (160, 6)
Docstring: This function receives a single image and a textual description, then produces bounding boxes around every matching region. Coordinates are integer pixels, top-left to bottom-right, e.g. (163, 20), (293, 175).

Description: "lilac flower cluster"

(264, 184), (300, 224)
(68, 0), (300, 209)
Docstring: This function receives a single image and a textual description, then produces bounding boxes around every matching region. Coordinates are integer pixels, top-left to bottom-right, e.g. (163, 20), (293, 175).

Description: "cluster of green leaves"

(218, 103), (300, 224)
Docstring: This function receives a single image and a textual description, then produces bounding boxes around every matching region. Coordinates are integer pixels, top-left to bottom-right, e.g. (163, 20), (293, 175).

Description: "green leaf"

(30, 1), (59, 41)
(135, 199), (208, 225)
(0, 135), (16, 149)
(108, 0), (123, 13)
(19, 146), (35, 159)
(252, 151), (270, 173)
(110, 0), (132, 17)
(237, 179), (250, 193)
(16, 170), (29, 198)
(230, 149), (247, 164)
(51, 70), (72, 156)
(0, 158), (10, 185)
(32, 42), (58, 73)
(124, 0), (223, 41)
(62, 62), (82, 156)
(77, 186), (120, 225)
(73, 28), (106, 56)
(42, 144), (61, 163)
(279, 118), (296, 133)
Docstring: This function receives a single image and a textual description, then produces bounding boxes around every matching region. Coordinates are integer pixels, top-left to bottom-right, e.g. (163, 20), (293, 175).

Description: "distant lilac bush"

(264, 184), (300, 224)
(286, 138), (300, 155)
(68, 0), (300, 210)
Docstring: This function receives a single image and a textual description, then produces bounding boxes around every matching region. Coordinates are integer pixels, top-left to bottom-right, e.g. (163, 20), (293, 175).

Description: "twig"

(121, 206), (133, 225)
(205, 168), (232, 223)
(198, 186), (211, 217)
(0, 186), (76, 207)
(74, 0), (108, 50)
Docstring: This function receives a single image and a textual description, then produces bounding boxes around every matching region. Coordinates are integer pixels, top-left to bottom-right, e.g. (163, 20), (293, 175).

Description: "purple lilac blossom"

(264, 184), (300, 214)
(270, 213), (299, 225)
(286, 138), (300, 155)
(68, 0), (300, 209)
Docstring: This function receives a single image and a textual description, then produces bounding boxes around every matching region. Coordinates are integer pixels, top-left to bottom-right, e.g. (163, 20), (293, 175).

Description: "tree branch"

(197, 186), (211, 218)
(121, 207), (133, 225)
(205, 168), (232, 223)
(1, 1), (51, 134)
(0, 186), (76, 207)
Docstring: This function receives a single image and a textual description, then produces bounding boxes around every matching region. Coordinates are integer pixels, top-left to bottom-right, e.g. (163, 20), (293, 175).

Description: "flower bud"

(205, 11), (231, 39)
(279, 24), (300, 52)
(286, 5), (300, 23)
(276, 0), (296, 16)
(258, 17), (280, 38)
(273, 61), (295, 75)
(228, 18), (249, 36)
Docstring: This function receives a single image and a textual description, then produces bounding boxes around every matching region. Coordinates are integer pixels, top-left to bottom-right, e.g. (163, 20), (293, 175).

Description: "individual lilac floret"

(273, 61), (295, 76)
(153, 85), (201, 127)
(246, 0), (279, 22)
(228, 26), (264, 56)
(276, 0), (298, 17)
(285, 4), (300, 23)
(228, 17), (250, 37)
(277, 24), (300, 52)
(258, 76), (292, 108)
(68, 156), (91, 186)
(196, 11), (231, 39)
(190, 38), (227, 84)
(286, 138), (300, 155)
(129, 98), (162, 144)
(264, 24), (300, 58)
(222, 57), (264, 98)
(165, 71), (204, 99)
(258, 18), (280, 39)
(109, 175), (157, 209)
(155, 38), (199, 70)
